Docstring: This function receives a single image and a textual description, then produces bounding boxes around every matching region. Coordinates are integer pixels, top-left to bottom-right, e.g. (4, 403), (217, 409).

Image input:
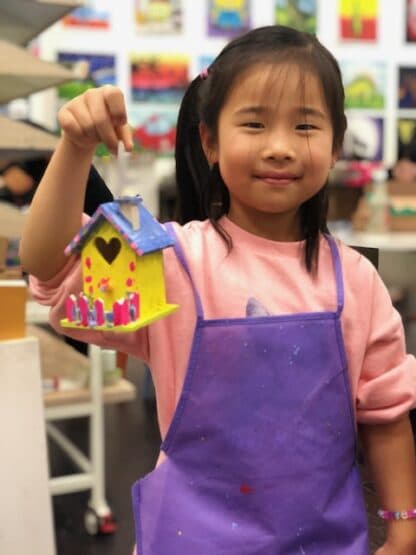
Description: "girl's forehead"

(226, 63), (326, 110)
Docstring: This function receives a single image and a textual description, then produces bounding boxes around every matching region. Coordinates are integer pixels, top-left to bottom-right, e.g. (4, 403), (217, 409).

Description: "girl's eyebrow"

(296, 106), (327, 119)
(234, 105), (327, 119)
(234, 105), (267, 115)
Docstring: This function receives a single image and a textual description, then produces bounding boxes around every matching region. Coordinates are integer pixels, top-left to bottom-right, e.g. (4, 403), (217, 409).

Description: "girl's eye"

(296, 123), (317, 131)
(243, 122), (264, 129)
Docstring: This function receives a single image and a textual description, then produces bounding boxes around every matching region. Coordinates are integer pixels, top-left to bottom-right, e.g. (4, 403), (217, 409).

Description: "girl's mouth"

(255, 173), (298, 185)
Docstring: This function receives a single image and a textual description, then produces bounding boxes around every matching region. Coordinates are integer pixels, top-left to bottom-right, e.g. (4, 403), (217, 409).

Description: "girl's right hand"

(57, 85), (133, 155)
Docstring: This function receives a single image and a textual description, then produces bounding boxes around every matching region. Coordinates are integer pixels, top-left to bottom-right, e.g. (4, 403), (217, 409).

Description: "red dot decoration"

(85, 275), (92, 283)
(126, 278), (134, 287)
(85, 257), (91, 269)
(129, 261), (136, 272)
(239, 484), (253, 494)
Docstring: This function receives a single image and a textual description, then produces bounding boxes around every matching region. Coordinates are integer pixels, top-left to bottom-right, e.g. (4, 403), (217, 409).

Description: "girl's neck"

(226, 206), (302, 242)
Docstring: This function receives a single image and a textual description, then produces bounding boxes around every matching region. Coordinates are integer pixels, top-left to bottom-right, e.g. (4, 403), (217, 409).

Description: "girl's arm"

(359, 415), (416, 554)
(19, 85), (132, 281)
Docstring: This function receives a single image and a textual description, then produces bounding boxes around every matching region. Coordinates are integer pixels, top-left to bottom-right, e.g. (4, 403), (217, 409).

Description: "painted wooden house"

(60, 196), (178, 331)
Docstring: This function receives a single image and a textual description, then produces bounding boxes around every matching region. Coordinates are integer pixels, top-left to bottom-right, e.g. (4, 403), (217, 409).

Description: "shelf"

(0, 0), (82, 46)
(26, 324), (137, 407)
(44, 378), (136, 407)
(0, 201), (25, 239)
(0, 115), (58, 160)
(26, 299), (50, 324)
(0, 39), (74, 104)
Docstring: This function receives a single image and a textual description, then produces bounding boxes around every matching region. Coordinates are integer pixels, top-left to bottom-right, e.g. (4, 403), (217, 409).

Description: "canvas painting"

(275, 0), (317, 34)
(341, 61), (385, 109)
(63, 0), (110, 29)
(208, 0), (250, 37)
(57, 52), (116, 102)
(406, 0), (416, 42)
(398, 67), (416, 108)
(342, 116), (384, 161)
(339, 0), (378, 41)
(398, 119), (416, 160)
(135, 0), (182, 33)
(129, 104), (178, 155)
(130, 54), (189, 103)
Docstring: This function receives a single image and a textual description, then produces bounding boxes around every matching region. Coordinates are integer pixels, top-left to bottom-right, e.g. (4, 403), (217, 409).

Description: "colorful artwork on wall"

(135, 0), (182, 33)
(57, 52), (116, 102)
(406, 0), (416, 42)
(338, 0), (378, 42)
(275, 0), (317, 34)
(208, 0), (250, 37)
(398, 67), (416, 108)
(129, 104), (178, 155)
(342, 115), (384, 161)
(130, 54), (189, 103)
(341, 61), (385, 109)
(63, 0), (111, 29)
(398, 119), (416, 159)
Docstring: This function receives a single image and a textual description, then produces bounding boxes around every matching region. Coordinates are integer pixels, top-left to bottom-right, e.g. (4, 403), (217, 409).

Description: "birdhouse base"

(60, 304), (179, 332)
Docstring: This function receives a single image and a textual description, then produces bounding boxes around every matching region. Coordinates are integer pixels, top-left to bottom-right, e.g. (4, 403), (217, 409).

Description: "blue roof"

(65, 196), (174, 256)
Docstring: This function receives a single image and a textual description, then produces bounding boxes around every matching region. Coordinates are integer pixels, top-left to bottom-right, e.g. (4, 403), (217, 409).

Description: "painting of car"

(133, 114), (176, 153)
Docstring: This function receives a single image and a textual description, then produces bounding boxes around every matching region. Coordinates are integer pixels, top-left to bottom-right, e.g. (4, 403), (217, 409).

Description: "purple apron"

(132, 228), (369, 554)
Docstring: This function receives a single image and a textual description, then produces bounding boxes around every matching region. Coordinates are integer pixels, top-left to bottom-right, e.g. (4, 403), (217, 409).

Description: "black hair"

(175, 25), (347, 272)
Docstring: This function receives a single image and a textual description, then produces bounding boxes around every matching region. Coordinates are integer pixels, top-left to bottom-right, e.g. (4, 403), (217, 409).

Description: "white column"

(0, 336), (55, 555)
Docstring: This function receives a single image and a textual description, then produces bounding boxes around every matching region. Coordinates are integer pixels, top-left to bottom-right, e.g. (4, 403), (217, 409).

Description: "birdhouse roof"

(64, 196), (174, 256)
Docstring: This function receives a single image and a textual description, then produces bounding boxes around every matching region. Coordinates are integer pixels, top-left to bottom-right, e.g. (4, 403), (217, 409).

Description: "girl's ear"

(331, 150), (339, 168)
(199, 122), (218, 166)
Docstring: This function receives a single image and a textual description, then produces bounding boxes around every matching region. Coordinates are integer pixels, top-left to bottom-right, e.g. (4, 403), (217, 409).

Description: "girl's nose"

(261, 131), (296, 161)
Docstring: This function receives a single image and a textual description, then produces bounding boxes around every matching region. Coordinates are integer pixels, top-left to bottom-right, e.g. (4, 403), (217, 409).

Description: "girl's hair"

(175, 25), (347, 272)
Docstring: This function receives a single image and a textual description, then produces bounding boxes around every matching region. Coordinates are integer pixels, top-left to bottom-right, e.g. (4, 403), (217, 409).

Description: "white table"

(336, 230), (416, 253)
(333, 229), (416, 292)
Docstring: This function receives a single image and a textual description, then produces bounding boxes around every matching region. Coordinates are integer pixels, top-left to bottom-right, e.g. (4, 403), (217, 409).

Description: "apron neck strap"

(324, 234), (344, 316)
(164, 222), (205, 319)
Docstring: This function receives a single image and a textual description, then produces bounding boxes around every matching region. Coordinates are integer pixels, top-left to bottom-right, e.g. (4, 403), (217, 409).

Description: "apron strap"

(164, 222), (205, 319)
(325, 234), (345, 316)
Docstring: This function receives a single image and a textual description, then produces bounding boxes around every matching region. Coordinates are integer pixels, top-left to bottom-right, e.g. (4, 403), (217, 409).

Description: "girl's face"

(201, 63), (337, 241)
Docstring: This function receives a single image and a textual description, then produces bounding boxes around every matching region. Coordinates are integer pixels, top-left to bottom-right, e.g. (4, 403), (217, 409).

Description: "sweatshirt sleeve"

(356, 269), (416, 423)
(28, 214), (150, 361)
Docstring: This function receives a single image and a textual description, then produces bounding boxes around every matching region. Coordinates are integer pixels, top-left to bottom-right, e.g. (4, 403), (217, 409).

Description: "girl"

(20, 26), (416, 554)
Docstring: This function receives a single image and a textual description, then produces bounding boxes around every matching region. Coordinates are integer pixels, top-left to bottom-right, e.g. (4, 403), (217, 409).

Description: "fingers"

(102, 86), (133, 152)
(58, 85), (132, 154)
(116, 124), (134, 152)
(84, 87), (120, 154)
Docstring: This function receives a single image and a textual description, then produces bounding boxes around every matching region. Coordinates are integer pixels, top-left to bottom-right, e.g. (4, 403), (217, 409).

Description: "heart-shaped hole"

(94, 237), (121, 264)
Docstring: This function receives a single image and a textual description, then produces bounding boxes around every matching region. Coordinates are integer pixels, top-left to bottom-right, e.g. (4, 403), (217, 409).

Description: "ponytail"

(175, 76), (209, 223)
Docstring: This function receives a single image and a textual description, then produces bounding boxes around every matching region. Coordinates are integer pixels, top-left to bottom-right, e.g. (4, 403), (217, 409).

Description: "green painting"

(341, 61), (385, 109)
(275, 0), (317, 34)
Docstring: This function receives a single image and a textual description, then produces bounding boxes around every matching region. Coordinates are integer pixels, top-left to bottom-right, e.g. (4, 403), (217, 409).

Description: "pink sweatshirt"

(30, 217), (416, 438)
